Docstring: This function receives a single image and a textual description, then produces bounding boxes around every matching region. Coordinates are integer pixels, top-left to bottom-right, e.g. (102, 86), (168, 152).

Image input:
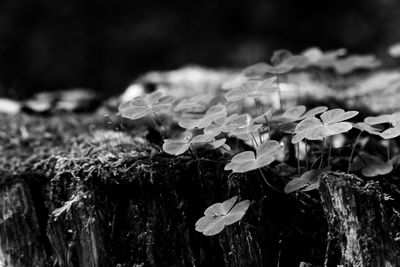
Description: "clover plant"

(118, 47), (400, 236)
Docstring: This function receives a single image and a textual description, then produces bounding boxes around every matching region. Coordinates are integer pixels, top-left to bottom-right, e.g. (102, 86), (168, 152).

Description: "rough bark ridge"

(0, 177), (48, 267)
(319, 172), (400, 267)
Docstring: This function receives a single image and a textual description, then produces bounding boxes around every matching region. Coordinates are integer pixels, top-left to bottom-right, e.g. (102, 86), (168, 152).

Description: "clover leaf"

(350, 152), (393, 177)
(119, 91), (175, 120)
(332, 55), (380, 74)
(162, 131), (225, 155)
(195, 196), (250, 236)
(292, 109), (358, 144)
(251, 110), (273, 125)
(273, 105), (328, 133)
(221, 74), (249, 90)
(178, 103), (227, 130)
(243, 51), (308, 77)
(365, 112), (400, 139)
(364, 112), (400, 125)
(224, 140), (282, 173)
(353, 122), (382, 136)
(302, 47), (347, 68)
(224, 77), (278, 102)
(284, 169), (324, 194)
(174, 94), (214, 113)
(380, 124), (400, 139)
(205, 113), (251, 135)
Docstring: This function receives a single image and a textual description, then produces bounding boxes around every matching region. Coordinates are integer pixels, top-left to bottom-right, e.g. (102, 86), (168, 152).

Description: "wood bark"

(319, 172), (400, 267)
(0, 179), (48, 267)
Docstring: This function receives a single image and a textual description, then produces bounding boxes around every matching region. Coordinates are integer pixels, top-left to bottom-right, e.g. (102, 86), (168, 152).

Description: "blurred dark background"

(1, 0), (400, 99)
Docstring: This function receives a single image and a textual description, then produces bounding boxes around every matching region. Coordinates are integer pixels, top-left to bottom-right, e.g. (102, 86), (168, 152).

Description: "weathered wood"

(0, 179), (48, 267)
(47, 193), (110, 267)
(319, 172), (400, 267)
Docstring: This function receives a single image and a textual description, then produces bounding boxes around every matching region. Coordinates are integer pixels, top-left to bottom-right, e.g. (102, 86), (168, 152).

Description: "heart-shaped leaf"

(119, 91), (175, 120)
(225, 77), (277, 102)
(333, 55), (380, 74)
(292, 109), (358, 143)
(221, 74), (249, 90)
(174, 94), (214, 112)
(350, 152), (393, 177)
(163, 131), (224, 155)
(195, 196), (250, 236)
(205, 114), (250, 135)
(365, 112), (400, 125)
(243, 53), (308, 77)
(380, 124), (400, 139)
(320, 109), (359, 125)
(273, 105), (328, 128)
(179, 104), (227, 129)
(224, 140), (282, 173)
(302, 47), (347, 67)
(284, 169), (324, 194)
(162, 132), (193, 155)
(354, 122), (382, 136)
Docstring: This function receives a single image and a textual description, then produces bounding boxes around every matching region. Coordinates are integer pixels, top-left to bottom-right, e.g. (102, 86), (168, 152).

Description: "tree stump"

(319, 172), (400, 267)
(0, 177), (48, 267)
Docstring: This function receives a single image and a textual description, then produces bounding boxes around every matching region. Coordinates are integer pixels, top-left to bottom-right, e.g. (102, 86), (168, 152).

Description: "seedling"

(117, 47), (400, 237)
(195, 196), (250, 236)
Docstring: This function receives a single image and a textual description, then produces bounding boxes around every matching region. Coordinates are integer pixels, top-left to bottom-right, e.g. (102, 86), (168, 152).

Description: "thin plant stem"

(266, 117), (271, 141)
(296, 142), (301, 175)
(305, 140), (309, 170)
(253, 98), (263, 144)
(258, 129), (263, 144)
(319, 138), (325, 169)
(277, 75), (283, 110)
(387, 139), (391, 161)
(188, 146), (196, 158)
(250, 133), (259, 147)
(327, 140), (332, 167)
(310, 155), (321, 170)
(258, 168), (281, 193)
(153, 112), (170, 138)
(347, 131), (362, 174)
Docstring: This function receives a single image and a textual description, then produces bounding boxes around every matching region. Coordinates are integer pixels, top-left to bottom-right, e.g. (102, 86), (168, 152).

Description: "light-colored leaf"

(365, 112), (400, 125)
(354, 122), (382, 136)
(320, 109), (358, 125)
(351, 152), (393, 177)
(292, 109), (357, 143)
(195, 197), (250, 236)
(284, 169), (323, 194)
(380, 125), (400, 139)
